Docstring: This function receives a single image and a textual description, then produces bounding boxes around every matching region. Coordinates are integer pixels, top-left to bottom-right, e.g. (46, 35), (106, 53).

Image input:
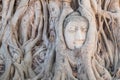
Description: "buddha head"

(64, 12), (88, 50)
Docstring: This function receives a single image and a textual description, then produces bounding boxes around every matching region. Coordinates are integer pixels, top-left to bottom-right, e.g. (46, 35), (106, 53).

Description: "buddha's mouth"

(74, 40), (84, 45)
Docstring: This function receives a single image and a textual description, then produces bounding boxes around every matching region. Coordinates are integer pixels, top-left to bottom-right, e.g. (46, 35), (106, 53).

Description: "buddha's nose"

(75, 30), (84, 41)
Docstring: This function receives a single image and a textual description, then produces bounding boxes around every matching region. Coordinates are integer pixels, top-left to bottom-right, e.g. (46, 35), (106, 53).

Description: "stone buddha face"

(64, 12), (88, 50)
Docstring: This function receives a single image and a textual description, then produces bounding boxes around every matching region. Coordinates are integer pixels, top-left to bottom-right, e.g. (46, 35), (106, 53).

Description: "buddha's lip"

(74, 41), (84, 44)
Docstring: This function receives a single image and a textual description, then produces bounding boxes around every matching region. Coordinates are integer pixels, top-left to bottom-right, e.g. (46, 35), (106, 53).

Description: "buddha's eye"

(68, 27), (75, 33)
(69, 29), (75, 33)
(81, 28), (87, 32)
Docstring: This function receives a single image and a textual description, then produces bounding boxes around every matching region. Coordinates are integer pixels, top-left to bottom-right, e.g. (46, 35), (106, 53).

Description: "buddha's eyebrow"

(80, 24), (88, 28)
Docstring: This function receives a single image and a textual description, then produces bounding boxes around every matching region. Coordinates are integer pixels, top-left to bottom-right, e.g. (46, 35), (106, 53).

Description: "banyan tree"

(0, 0), (120, 80)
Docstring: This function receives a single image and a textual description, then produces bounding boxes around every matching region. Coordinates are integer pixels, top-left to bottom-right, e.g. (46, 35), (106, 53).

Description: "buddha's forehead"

(66, 20), (88, 29)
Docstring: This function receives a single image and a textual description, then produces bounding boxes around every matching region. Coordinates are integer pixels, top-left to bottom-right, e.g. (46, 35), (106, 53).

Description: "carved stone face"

(64, 17), (88, 50)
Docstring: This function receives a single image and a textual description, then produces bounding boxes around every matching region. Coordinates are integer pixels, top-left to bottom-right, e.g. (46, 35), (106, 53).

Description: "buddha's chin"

(74, 44), (83, 49)
(68, 43), (83, 50)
